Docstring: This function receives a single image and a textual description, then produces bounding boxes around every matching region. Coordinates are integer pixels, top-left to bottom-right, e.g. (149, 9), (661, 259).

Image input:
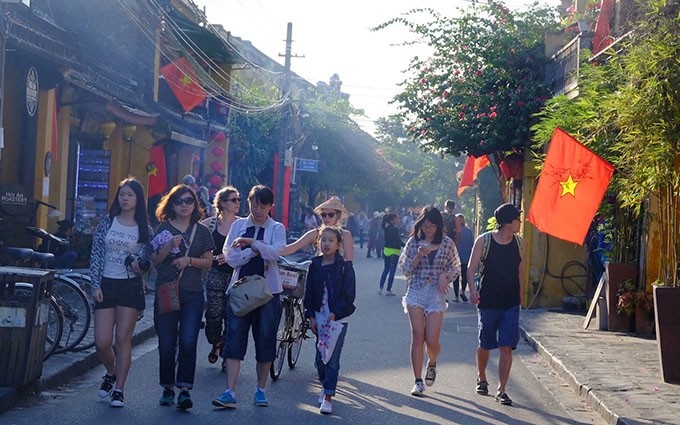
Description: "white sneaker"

(377, 288), (383, 295)
(425, 364), (437, 386)
(320, 399), (333, 414)
(385, 290), (396, 296)
(318, 391), (325, 405)
(411, 381), (425, 397)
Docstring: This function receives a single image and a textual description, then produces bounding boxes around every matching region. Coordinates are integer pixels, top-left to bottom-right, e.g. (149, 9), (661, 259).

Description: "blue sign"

(296, 159), (319, 172)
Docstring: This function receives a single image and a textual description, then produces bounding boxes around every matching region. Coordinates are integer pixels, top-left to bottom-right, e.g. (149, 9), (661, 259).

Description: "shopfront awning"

(106, 100), (158, 127)
(170, 131), (207, 149)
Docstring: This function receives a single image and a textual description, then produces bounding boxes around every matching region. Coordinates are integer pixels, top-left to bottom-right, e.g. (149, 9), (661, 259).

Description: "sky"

(193, 0), (560, 135)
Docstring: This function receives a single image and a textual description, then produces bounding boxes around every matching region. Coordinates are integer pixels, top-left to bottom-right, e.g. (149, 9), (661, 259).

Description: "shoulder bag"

(157, 224), (197, 315)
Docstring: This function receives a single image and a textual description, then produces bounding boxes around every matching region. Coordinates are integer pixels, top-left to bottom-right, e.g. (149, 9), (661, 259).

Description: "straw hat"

(314, 196), (348, 221)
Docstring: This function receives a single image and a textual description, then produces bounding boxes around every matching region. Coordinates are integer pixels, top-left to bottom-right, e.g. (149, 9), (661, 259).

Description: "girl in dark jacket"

(304, 226), (356, 415)
(378, 212), (404, 296)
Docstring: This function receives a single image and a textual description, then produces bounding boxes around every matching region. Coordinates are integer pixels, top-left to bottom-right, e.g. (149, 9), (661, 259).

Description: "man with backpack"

(466, 203), (523, 407)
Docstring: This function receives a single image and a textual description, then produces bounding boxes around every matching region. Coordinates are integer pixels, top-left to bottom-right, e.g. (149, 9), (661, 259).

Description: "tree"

(374, 1), (559, 156)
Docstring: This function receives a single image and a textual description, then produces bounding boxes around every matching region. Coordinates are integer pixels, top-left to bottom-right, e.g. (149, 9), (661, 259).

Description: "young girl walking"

(303, 226), (356, 415)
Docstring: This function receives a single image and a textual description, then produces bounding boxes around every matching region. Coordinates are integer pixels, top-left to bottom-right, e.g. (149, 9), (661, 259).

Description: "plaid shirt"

(399, 235), (460, 288)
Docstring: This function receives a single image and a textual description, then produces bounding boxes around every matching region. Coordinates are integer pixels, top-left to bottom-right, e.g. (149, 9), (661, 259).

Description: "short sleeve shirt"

(155, 222), (215, 293)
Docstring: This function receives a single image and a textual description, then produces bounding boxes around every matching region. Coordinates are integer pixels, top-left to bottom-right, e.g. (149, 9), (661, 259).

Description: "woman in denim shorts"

(399, 206), (460, 397)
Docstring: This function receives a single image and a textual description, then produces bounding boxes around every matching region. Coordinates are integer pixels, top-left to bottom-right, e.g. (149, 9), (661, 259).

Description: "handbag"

(228, 274), (273, 317)
(156, 225), (197, 315)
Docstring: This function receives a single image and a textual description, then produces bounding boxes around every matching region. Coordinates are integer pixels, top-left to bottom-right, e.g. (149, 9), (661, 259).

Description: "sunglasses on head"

(173, 196), (194, 206)
(320, 212), (336, 219)
(222, 197), (241, 203)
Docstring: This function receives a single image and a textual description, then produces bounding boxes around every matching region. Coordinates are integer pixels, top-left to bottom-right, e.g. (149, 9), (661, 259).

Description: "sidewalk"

(1, 295), (679, 424)
(520, 308), (678, 425)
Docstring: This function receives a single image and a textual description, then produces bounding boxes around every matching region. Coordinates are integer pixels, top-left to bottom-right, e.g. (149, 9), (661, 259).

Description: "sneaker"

(460, 293), (468, 302)
(110, 390), (125, 407)
(377, 288), (383, 295)
(97, 374), (116, 398)
(212, 389), (237, 409)
(476, 379), (489, 395)
(254, 388), (268, 407)
(318, 391), (326, 405)
(159, 388), (175, 406)
(177, 390), (193, 410)
(410, 380), (425, 397)
(452, 296), (459, 302)
(495, 391), (513, 406)
(425, 364), (437, 386)
(320, 399), (333, 414)
(385, 290), (396, 296)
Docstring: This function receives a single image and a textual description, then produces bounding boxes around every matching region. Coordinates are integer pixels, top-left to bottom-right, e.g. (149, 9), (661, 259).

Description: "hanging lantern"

(208, 174), (222, 187)
(211, 132), (226, 143)
(210, 160), (224, 172)
(212, 146), (225, 157)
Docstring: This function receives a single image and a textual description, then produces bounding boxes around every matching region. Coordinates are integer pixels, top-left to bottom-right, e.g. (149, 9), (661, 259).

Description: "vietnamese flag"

(527, 128), (614, 245)
(457, 155), (490, 196)
(159, 57), (207, 112)
(147, 144), (168, 198)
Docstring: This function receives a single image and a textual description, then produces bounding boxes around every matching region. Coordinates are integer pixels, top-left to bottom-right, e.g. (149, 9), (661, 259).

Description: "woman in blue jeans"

(378, 213), (404, 296)
(151, 185), (214, 410)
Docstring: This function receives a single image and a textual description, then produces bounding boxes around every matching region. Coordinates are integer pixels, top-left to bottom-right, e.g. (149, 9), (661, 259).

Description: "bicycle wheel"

(51, 275), (91, 354)
(270, 301), (290, 381)
(288, 301), (306, 368)
(59, 272), (96, 351)
(13, 283), (63, 360)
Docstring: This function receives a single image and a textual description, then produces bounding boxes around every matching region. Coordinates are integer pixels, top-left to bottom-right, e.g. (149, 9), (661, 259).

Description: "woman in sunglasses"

(281, 196), (354, 261)
(151, 184), (215, 410)
(200, 186), (241, 368)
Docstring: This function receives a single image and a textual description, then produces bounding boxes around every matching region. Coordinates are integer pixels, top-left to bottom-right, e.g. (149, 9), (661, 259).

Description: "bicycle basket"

(278, 265), (306, 299)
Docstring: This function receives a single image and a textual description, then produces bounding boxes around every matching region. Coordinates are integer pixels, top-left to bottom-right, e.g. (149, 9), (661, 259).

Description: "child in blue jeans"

(304, 226), (356, 415)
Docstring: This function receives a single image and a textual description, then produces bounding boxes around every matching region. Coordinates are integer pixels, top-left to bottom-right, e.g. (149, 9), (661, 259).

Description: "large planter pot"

(605, 263), (637, 332)
(653, 286), (680, 384)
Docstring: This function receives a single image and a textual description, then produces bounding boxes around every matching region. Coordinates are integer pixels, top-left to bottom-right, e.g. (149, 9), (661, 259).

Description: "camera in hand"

(125, 254), (151, 272)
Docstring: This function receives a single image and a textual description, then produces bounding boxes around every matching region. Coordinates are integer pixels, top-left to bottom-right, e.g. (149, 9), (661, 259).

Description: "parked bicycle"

(270, 256), (312, 381)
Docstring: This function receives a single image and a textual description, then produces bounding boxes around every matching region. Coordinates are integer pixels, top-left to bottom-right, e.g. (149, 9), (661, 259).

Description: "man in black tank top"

(466, 203), (523, 406)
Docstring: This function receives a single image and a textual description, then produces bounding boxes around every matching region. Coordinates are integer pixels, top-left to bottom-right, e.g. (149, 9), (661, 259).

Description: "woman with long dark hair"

(151, 184), (215, 410)
(90, 177), (154, 407)
(399, 206), (460, 397)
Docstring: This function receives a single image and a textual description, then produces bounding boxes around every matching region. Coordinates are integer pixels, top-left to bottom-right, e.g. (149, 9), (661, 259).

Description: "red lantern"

(208, 174), (222, 187)
(210, 160), (224, 172)
(212, 146), (225, 157)
(211, 132), (226, 143)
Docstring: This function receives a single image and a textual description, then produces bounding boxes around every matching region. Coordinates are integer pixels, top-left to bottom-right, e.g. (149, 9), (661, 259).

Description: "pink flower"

(489, 111), (497, 119)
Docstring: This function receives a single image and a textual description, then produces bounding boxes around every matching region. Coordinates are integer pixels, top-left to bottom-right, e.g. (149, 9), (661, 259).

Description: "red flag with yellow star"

(159, 57), (207, 112)
(147, 144), (168, 198)
(527, 128), (613, 245)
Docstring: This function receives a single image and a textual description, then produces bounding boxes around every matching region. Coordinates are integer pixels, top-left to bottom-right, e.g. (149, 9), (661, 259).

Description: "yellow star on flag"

(180, 74), (191, 87)
(560, 174), (578, 197)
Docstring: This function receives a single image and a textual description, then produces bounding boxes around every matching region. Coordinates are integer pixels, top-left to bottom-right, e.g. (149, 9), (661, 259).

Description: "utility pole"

(275, 23), (302, 224)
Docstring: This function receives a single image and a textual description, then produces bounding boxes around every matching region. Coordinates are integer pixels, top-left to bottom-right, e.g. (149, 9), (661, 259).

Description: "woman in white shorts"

(399, 206), (460, 397)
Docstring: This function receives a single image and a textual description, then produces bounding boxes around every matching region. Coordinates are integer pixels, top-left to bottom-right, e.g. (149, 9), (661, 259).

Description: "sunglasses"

(173, 197), (194, 206)
(222, 197), (241, 203)
(320, 212), (336, 219)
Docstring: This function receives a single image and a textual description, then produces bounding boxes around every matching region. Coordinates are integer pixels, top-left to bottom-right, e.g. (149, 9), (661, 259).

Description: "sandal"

(208, 344), (221, 364)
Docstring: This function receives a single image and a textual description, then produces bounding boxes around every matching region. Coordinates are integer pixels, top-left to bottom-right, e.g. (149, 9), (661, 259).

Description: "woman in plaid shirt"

(399, 206), (460, 397)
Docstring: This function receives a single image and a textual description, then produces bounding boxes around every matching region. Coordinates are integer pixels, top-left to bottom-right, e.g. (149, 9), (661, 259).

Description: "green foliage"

(532, 1), (680, 284)
(375, 1), (560, 157)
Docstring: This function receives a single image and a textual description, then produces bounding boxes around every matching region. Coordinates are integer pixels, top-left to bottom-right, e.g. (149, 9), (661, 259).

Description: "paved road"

(1, 249), (605, 424)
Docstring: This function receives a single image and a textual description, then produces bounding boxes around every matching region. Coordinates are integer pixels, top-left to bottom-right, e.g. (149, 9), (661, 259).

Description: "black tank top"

(479, 236), (521, 309)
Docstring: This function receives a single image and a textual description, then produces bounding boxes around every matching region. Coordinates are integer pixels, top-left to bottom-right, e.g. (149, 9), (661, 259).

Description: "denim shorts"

(478, 305), (520, 350)
(223, 294), (282, 362)
(95, 276), (145, 311)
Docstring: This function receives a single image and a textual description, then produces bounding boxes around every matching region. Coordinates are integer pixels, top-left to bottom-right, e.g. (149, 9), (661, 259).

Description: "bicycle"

(270, 257), (312, 381)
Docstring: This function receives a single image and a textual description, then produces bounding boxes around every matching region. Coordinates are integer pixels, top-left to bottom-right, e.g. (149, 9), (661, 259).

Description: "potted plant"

(634, 290), (655, 337)
(615, 279), (636, 317)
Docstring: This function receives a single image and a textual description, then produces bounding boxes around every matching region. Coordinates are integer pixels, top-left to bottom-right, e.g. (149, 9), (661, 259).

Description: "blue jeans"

(223, 294), (282, 362)
(154, 291), (204, 389)
(379, 255), (399, 291)
(315, 323), (348, 396)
